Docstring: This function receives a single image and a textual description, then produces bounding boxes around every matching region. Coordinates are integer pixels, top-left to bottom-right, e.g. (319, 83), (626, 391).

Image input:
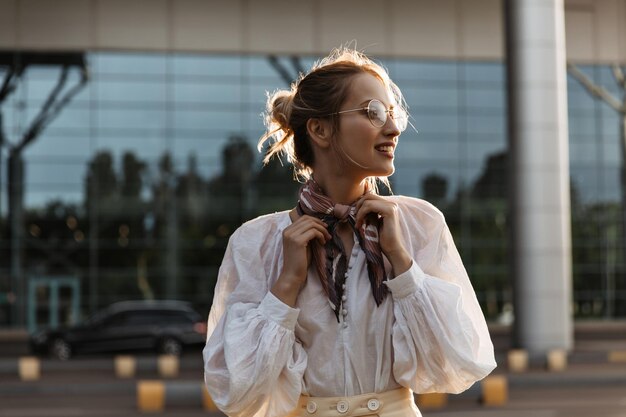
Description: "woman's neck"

(311, 173), (367, 205)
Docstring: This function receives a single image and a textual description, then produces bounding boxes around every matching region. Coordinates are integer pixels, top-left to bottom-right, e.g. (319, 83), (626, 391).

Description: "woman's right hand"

(271, 214), (331, 307)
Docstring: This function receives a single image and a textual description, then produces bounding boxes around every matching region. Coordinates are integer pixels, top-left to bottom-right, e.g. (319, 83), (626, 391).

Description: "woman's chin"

(350, 160), (394, 178)
(373, 164), (395, 177)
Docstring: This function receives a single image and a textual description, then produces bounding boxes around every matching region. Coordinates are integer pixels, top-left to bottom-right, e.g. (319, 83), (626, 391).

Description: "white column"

(506, 0), (573, 355)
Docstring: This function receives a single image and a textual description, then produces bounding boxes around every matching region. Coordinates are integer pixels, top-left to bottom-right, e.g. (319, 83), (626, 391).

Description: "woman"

(203, 48), (496, 417)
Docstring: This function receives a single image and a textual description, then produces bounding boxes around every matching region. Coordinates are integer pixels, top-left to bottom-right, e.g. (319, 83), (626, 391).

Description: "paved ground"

(430, 385), (626, 417)
(1, 378), (625, 417)
(1, 359), (626, 416)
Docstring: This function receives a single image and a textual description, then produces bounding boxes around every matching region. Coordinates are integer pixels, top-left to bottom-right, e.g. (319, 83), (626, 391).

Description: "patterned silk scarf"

(296, 179), (388, 321)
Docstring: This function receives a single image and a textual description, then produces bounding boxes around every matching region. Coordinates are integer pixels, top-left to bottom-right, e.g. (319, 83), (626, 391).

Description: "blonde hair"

(257, 47), (408, 193)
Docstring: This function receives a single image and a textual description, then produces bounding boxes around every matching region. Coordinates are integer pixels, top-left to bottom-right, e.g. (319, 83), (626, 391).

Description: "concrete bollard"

(507, 349), (528, 372)
(481, 375), (508, 406)
(547, 349), (567, 372)
(137, 381), (215, 412)
(18, 356), (40, 381)
(415, 392), (448, 409)
(137, 380), (165, 412)
(115, 355), (137, 379)
(608, 351), (626, 363)
(157, 355), (179, 378)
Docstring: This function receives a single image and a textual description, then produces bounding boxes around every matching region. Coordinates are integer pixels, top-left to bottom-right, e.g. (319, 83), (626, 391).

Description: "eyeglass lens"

(367, 100), (407, 131)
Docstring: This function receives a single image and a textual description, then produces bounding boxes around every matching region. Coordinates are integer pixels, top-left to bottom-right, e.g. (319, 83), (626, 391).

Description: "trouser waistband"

(286, 387), (418, 417)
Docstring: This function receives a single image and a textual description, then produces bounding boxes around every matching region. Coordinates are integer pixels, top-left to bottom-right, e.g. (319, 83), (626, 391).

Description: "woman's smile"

(374, 142), (396, 158)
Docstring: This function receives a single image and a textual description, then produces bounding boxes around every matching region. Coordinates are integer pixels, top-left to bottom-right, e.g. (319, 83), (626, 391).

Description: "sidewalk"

(0, 352), (624, 417)
(0, 361), (625, 405)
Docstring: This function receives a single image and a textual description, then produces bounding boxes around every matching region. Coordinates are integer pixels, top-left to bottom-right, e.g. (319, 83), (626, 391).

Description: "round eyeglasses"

(328, 99), (408, 131)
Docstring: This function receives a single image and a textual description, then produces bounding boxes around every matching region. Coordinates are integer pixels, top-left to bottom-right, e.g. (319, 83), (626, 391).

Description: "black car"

(30, 300), (207, 360)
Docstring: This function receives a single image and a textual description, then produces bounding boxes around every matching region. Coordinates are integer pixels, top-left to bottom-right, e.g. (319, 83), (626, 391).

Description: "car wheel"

(50, 338), (72, 361)
(159, 337), (182, 356)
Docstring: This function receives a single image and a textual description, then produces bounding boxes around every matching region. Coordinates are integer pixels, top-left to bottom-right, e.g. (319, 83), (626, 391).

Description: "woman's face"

(333, 72), (401, 179)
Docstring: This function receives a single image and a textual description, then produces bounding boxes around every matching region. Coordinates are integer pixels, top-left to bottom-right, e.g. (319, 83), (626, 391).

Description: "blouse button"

(341, 295), (347, 301)
(342, 284), (346, 290)
(367, 398), (380, 411)
(306, 400), (317, 414)
(342, 309), (348, 316)
(336, 400), (349, 413)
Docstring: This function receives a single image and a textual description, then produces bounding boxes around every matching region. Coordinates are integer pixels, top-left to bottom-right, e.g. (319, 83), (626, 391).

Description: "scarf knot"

(332, 204), (352, 222)
(296, 179), (388, 321)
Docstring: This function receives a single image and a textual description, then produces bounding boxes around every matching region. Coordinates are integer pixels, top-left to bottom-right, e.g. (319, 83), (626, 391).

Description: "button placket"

(339, 234), (359, 329)
(340, 275), (348, 328)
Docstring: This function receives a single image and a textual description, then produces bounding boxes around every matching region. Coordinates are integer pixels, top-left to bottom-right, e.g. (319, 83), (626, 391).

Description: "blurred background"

(0, 0), (625, 416)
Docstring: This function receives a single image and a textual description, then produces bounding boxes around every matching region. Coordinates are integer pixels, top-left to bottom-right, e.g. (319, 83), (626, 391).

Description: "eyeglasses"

(328, 99), (408, 131)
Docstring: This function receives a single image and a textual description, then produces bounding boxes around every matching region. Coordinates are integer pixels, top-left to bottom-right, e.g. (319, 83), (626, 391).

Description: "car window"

(156, 310), (194, 325)
(124, 311), (160, 326)
(101, 312), (127, 327)
(97, 307), (199, 327)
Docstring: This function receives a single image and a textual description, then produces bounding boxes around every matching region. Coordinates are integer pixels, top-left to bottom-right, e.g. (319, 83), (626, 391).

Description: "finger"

(291, 218), (331, 240)
(288, 216), (327, 235)
(355, 193), (382, 213)
(355, 200), (378, 229)
(298, 214), (327, 223)
(288, 221), (332, 243)
(303, 222), (332, 241)
(296, 229), (327, 246)
(295, 215), (328, 230)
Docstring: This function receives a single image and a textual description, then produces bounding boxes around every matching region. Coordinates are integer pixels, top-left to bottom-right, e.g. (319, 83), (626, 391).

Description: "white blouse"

(203, 196), (497, 417)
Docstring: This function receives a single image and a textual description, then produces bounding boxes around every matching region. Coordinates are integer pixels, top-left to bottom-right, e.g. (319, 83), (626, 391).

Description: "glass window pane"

(93, 53), (167, 76)
(172, 54), (242, 77)
(393, 60), (458, 82)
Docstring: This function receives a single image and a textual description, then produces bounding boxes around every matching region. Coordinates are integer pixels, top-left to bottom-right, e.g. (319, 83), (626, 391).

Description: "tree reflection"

(6, 139), (626, 323)
(422, 173), (448, 203)
(72, 134), (305, 314)
(434, 151), (508, 320)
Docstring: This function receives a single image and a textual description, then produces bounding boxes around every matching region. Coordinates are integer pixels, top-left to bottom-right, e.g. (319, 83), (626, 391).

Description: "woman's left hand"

(355, 194), (412, 275)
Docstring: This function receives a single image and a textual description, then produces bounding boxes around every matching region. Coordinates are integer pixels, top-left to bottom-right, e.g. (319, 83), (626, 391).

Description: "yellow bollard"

(157, 355), (179, 378)
(547, 349), (567, 372)
(202, 384), (219, 411)
(481, 375), (508, 406)
(608, 351), (626, 363)
(507, 349), (528, 373)
(115, 355), (136, 379)
(18, 356), (40, 381)
(415, 392), (448, 409)
(137, 380), (165, 412)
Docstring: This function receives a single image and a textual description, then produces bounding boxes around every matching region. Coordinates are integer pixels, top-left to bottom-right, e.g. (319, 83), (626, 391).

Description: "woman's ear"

(306, 118), (332, 149)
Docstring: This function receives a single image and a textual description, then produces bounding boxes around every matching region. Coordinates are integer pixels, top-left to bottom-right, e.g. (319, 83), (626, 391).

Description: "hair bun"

(269, 90), (295, 133)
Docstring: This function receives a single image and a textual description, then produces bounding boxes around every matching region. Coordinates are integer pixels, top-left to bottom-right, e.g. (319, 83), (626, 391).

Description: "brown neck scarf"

(296, 179), (388, 321)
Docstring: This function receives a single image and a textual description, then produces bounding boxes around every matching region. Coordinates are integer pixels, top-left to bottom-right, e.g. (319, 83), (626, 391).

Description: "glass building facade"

(0, 51), (623, 330)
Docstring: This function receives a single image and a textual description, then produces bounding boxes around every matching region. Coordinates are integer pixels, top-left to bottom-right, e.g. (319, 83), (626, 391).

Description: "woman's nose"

(384, 114), (401, 137)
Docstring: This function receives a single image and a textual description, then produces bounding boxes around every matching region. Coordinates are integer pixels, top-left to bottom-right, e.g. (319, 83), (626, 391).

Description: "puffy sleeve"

(203, 219), (308, 417)
(386, 197), (497, 394)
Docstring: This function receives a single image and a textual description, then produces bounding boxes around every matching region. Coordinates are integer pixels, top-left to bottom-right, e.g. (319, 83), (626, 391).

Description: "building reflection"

(0, 52), (623, 330)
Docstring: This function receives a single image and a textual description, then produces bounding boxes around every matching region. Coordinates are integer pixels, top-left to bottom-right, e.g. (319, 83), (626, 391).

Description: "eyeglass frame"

(324, 99), (407, 130)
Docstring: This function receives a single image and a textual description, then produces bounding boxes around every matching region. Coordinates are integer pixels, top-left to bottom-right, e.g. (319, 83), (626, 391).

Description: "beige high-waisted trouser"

(286, 387), (422, 417)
